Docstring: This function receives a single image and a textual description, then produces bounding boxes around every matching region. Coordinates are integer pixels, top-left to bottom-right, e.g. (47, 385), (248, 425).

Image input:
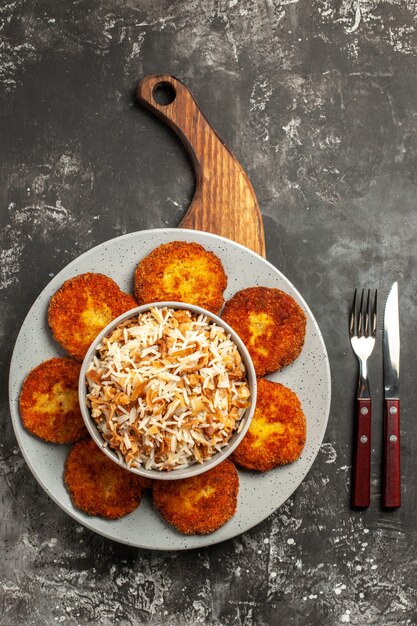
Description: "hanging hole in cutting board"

(153, 82), (176, 106)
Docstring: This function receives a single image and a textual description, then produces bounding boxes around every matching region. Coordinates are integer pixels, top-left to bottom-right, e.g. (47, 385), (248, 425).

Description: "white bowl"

(79, 301), (257, 481)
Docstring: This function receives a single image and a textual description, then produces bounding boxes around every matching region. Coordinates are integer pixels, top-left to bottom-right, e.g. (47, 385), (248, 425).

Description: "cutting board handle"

(137, 74), (265, 257)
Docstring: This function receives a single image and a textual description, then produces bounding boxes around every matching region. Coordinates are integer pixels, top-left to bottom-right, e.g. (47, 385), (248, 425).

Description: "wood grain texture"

(383, 399), (401, 508)
(137, 75), (266, 257)
(352, 398), (371, 508)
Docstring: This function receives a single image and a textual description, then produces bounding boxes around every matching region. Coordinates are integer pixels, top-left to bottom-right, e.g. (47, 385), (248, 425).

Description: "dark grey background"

(1, 1), (416, 625)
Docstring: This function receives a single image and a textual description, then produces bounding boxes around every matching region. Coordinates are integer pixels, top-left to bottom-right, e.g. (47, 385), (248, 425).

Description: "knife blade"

(383, 281), (401, 508)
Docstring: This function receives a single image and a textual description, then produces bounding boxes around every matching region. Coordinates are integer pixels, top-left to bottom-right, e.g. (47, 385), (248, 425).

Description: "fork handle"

(352, 398), (371, 508)
(383, 399), (401, 508)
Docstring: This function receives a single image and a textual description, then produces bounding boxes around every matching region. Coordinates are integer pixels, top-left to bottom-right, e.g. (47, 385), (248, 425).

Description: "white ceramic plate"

(8, 228), (331, 550)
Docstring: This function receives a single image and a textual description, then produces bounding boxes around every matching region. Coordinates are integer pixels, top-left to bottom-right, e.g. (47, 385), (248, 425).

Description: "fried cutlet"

(134, 241), (227, 313)
(152, 459), (239, 535)
(64, 438), (149, 519)
(231, 378), (306, 471)
(19, 357), (87, 443)
(48, 273), (137, 360)
(222, 286), (306, 376)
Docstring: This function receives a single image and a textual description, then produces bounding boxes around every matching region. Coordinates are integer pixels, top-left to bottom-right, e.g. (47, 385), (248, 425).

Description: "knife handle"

(383, 399), (401, 508)
(352, 398), (371, 508)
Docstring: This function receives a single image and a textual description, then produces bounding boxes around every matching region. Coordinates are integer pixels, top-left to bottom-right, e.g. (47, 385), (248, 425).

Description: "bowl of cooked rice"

(79, 302), (257, 480)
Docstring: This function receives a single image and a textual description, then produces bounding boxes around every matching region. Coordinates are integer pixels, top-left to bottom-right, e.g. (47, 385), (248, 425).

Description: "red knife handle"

(352, 398), (371, 508)
(383, 399), (401, 508)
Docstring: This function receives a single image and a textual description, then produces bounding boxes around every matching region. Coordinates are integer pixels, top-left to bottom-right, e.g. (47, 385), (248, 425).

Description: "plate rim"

(8, 227), (331, 550)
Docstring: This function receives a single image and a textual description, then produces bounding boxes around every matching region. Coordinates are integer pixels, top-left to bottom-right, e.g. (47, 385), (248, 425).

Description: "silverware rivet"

(360, 407), (369, 415)
(389, 434), (397, 443)
(389, 406), (397, 414)
(360, 435), (368, 443)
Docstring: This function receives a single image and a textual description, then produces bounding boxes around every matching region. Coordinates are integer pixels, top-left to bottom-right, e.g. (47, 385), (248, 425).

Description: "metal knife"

(383, 281), (401, 508)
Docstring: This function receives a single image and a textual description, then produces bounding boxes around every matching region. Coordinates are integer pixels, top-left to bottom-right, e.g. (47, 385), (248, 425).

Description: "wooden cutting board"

(137, 74), (266, 258)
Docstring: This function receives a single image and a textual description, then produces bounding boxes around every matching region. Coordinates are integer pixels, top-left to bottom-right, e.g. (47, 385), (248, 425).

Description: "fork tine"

(365, 289), (370, 336)
(372, 289), (378, 337)
(357, 289), (365, 336)
(349, 288), (357, 336)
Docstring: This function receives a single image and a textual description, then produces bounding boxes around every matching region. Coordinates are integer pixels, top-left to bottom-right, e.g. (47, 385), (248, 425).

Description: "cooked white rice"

(86, 307), (250, 471)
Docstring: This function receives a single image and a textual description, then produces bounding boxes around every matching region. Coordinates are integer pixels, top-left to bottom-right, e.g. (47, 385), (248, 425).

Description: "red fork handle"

(352, 398), (371, 508)
(383, 399), (401, 508)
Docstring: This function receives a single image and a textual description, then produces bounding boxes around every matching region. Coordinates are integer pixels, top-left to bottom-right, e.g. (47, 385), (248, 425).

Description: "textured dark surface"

(1, 1), (417, 625)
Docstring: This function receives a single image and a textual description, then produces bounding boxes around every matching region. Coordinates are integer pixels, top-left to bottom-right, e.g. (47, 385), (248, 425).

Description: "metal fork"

(349, 288), (378, 507)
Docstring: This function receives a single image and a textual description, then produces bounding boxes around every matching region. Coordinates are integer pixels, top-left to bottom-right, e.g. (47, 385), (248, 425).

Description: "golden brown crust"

(134, 241), (227, 313)
(64, 438), (149, 519)
(231, 378), (306, 471)
(48, 273), (137, 360)
(19, 358), (88, 443)
(222, 286), (306, 376)
(152, 459), (239, 534)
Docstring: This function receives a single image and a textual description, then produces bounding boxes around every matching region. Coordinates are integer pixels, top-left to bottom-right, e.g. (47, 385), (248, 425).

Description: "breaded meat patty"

(64, 438), (149, 519)
(134, 241), (227, 313)
(48, 273), (137, 360)
(222, 286), (306, 376)
(19, 357), (87, 443)
(152, 459), (239, 534)
(231, 378), (306, 471)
